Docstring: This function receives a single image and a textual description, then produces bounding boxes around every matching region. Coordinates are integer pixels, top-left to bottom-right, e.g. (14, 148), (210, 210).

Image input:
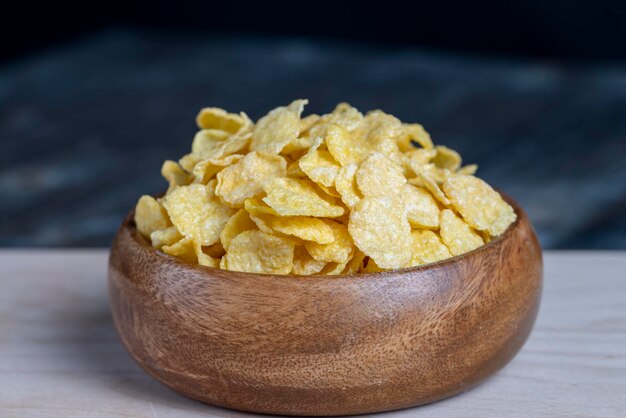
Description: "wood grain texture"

(107, 198), (542, 416)
(1, 250), (625, 417)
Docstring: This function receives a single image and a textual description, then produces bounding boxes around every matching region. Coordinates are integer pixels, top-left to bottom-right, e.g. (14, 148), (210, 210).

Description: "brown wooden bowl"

(108, 196), (542, 416)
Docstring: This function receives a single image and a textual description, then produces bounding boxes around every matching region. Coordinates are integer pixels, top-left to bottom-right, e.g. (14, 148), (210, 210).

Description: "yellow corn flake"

(443, 174), (516, 236)
(196, 107), (251, 134)
(282, 135), (316, 155)
(136, 100), (517, 274)
(458, 164), (478, 176)
(299, 137), (341, 188)
(356, 152), (406, 197)
(402, 123), (433, 150)
(326, 112), (402, 167)
(163, 184), (235, 246)
(321, 102), (364, 131)
(439, 209), (484, 256)
(215, 152), (286, 207)
(220, 209), (257, 250)
(403, 148), (437, 177)
(286, 160), (307, 178)
(194, 242), (220, 268)
(348, 195), (412, 269)
(418, 170), (450, 205)
(251, 99), (307, 154)
(324, 123), (361, 166)
(161, 160), (192, 191)
(409, 230), (452, 266)
(320, 257), (352, 275)
(262, 177), (344, 217)
(432, 145), (462, 171)
(221, 230), (295, 274)
(400, 184), (440, 229)
(334, 163), (362, 209)
(150, 226), (182, 249)
(342, 250), (365, 274)
(191, 129), (251, 160)
(192, 154), (243, 184)
(292, 246), (327, 275)
(255, 214), (335, 244)
(162, 238), (197, 263)
(304, 220), (353, 263)
(243, 197), (278, 216)
(135, 195), (171, 237)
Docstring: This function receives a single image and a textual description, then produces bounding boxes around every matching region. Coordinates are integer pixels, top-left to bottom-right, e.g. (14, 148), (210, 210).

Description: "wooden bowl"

(108, 196), (542, 416)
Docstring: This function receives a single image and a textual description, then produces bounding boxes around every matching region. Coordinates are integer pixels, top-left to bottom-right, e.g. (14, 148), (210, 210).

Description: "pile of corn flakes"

(134, 100), (516, 274)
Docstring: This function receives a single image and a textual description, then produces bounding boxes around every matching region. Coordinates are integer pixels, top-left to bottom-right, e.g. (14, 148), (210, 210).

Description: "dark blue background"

(1, 2), (625, 248)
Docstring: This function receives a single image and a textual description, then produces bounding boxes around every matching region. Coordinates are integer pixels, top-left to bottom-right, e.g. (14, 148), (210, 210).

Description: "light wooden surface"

(0, 250), (624, 417)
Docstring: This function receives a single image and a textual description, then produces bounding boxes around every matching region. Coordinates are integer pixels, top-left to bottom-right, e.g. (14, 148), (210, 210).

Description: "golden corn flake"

(304, 220), (353, 263)
(253, 214), (335, 244)
(135, 100), (517, 274)
(443, 174), (516, 236)
(334, 163), (362, 209)
(439, 209), (484, 256)
(196, 107), (251, 134)
(162, 238), (197, 263)
(292, 246), (327, 275)
(191, 129), (250, 160)
(432, 145), (462, 171)
(409, 230), (452, 266)
(299, 137), (341, 188)
(251, 99), (307, 154)
(262, 177), (344, 217)
(150, 226), (182, 249)
(215, 152), (286, 207)
(402, 123), (433, 150)
(192, 154), (243, 184)
(194, 241), (220, 268)
(348, 195), (412, 269)
(243, 197), (278, 216)
(400, 184), (439, 229)
(322, 102), (364, 131)
(221, 230), (295, 274)
(458, 164), (478, 176)
(418, 170), (450, 205)
(356, 152), (406, 197)
(163, 184), (235, 246)
(161, 160), (192, 192)
(135, 195), (170, 237)
(220, 209), (257, 250)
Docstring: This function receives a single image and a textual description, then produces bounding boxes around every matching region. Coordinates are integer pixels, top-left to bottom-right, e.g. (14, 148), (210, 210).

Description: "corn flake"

(348, 195), (412, 269)
(215, 152), (286, 207)
(220, 209), (257, 250)
(221, 230), (295, 274)
(262, 177), (344, 217)
(400, 184), (440, 229)
(409, 230), (452, 266)
(334, 163), (362, 209)
(443, 174), (516, 236)
(299, 137), (341, 188)
(356, 152), (406, 197)
(251, 99), (307, 154)
(196, 107), (251, 134)
(304, 220), (353, 263)
(439, 209), (484, 256)
(135, 195), (170, 237)
(163, 184), (235, 246)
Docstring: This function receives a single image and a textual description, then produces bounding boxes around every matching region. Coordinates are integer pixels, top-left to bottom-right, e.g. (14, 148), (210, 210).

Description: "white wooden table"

(1, 250), (624, 417)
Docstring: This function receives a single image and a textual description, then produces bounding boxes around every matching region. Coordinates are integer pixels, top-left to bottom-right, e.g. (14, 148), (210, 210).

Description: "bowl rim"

(121, 193), (525, 280)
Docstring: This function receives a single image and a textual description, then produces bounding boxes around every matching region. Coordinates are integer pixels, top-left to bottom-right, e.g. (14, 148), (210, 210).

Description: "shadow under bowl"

(108, 196), (542, 416)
